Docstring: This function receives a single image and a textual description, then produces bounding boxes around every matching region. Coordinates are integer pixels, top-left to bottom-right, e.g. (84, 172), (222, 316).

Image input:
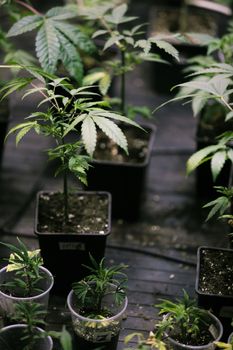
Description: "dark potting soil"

(150, 7), (217, 36)
(93, 126), (150, 164)
(199, 249), (233, 295)
(169, 321), (216, 346)
(37, 192), (109, 234)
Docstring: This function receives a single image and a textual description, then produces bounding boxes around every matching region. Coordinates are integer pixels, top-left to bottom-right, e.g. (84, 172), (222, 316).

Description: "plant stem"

(121, 50), (126, 115)
(61, 136), (69, 225)
(15, 0), (42, 16)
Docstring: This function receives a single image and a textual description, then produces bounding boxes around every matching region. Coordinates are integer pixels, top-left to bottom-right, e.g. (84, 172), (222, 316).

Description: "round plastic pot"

(0, 324), (53, 350)
(67, 286), (128, 350)
(164, 311), (223, 350)
(0, 265), (54, 320)
(228, 332), (233, 343)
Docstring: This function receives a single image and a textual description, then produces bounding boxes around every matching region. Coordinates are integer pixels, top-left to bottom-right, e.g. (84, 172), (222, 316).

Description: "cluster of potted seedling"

(0, 0), (233, 349)
(0, 237), (229, 350)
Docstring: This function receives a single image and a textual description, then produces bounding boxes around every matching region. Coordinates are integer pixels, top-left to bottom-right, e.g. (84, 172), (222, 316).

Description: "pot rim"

(164, 310), (223, 349)
(186, 0), (232, 16)
(67, 288), (128, 323)
(0, 265), (54, 300)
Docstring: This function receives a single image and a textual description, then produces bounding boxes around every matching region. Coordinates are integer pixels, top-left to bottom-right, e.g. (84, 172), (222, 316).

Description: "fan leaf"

(7, 15), (42, 37)
(35, 19), (60, 73)
(81, 116), (97, 156)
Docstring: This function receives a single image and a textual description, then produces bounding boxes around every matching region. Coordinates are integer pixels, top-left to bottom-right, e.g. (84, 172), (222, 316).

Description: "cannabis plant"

(3, 0), (96, 83)
(124, 331), (166, 350)
(9, 301), (72, 350)
(0, 238), (43, 297)
(154, 291), (210, 345)
(81, 3), (179, 118)
(72, 254), (128, 317)
(11, 301), (47, 350)
(1, 65), (140, 224)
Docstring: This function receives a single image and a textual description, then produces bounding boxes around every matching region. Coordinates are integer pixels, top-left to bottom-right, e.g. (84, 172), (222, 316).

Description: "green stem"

(179, 0), (188, 33)
(121, 50), (126, 115)
(220, 96), (233, 111)
(62, 137), (69, 225)
(15, 0), (42, 16)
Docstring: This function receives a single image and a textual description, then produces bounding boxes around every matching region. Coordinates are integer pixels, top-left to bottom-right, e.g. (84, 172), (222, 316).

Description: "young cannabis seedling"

(0, 238), (43, 297)
(154, 291), (209, 345)
(124, 331), (166, 350)
(82, 3), (179, 118)
(72, 254), (128, 317)
(11, 301), (46, 350)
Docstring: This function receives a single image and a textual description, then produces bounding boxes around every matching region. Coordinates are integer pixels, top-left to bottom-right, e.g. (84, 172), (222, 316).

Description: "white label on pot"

(93, 331), (112, 343)
(220, 306), (233, 318)
(59, 242), (85, 251)
(209, 324), (218, 339)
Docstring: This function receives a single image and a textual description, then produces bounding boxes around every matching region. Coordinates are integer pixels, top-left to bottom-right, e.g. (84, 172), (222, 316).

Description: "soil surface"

(93, 125), (151, 164)
(37, 192), (110, 234)
(198, 248), (233, 295)
(150, 7), (217, 36)
(168, 323), (215, 346)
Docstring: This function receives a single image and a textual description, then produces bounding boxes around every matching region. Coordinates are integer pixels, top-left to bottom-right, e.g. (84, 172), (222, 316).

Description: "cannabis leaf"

(7, 7), (96, 80)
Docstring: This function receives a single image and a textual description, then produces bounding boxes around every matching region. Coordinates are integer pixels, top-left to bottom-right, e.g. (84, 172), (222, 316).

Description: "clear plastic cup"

(0, 265), (54, 319)
(67, 284), (128, 350)
(0, 324), (53, 350)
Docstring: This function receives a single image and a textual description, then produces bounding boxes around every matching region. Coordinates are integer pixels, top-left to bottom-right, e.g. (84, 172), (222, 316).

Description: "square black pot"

(196, 246), (233, 340)
(86, 124), (156, 221)
(35, 191), (111, 295)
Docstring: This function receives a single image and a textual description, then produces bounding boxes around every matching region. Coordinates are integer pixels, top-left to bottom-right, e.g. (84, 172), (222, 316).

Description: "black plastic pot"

(147, 1), (231, 95)
(35, 191), (111, 295)
(196, 246), (233, 341)
(86, 124), (156, 221)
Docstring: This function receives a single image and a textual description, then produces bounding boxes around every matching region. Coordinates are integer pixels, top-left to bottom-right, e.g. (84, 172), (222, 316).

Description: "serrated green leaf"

(186, 145), (220, 174)
(94, 116), (128, 153)
(46, 6), (76, 20)
(104, 35), (122, 50)
(92, 29), (108, 39)
(211, 150), (227, 181)
(83, 71), (106, 86)
(81, 116), (97, 156)
(16, 124), (34, 145)
(225, 110), (233, 121)
(56, 29), (83, 83)
(35, 19), (60, 73)
(112, 4), (127, 24)
(91, 111), (142, 129)
(192, 93), (209, 116)
(228, 148), (233, 163)
(7, 15), (43, 37)
(99, 73), (111, 95)
(63, 114), (87, 136)
(150, 39), (179, 61)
